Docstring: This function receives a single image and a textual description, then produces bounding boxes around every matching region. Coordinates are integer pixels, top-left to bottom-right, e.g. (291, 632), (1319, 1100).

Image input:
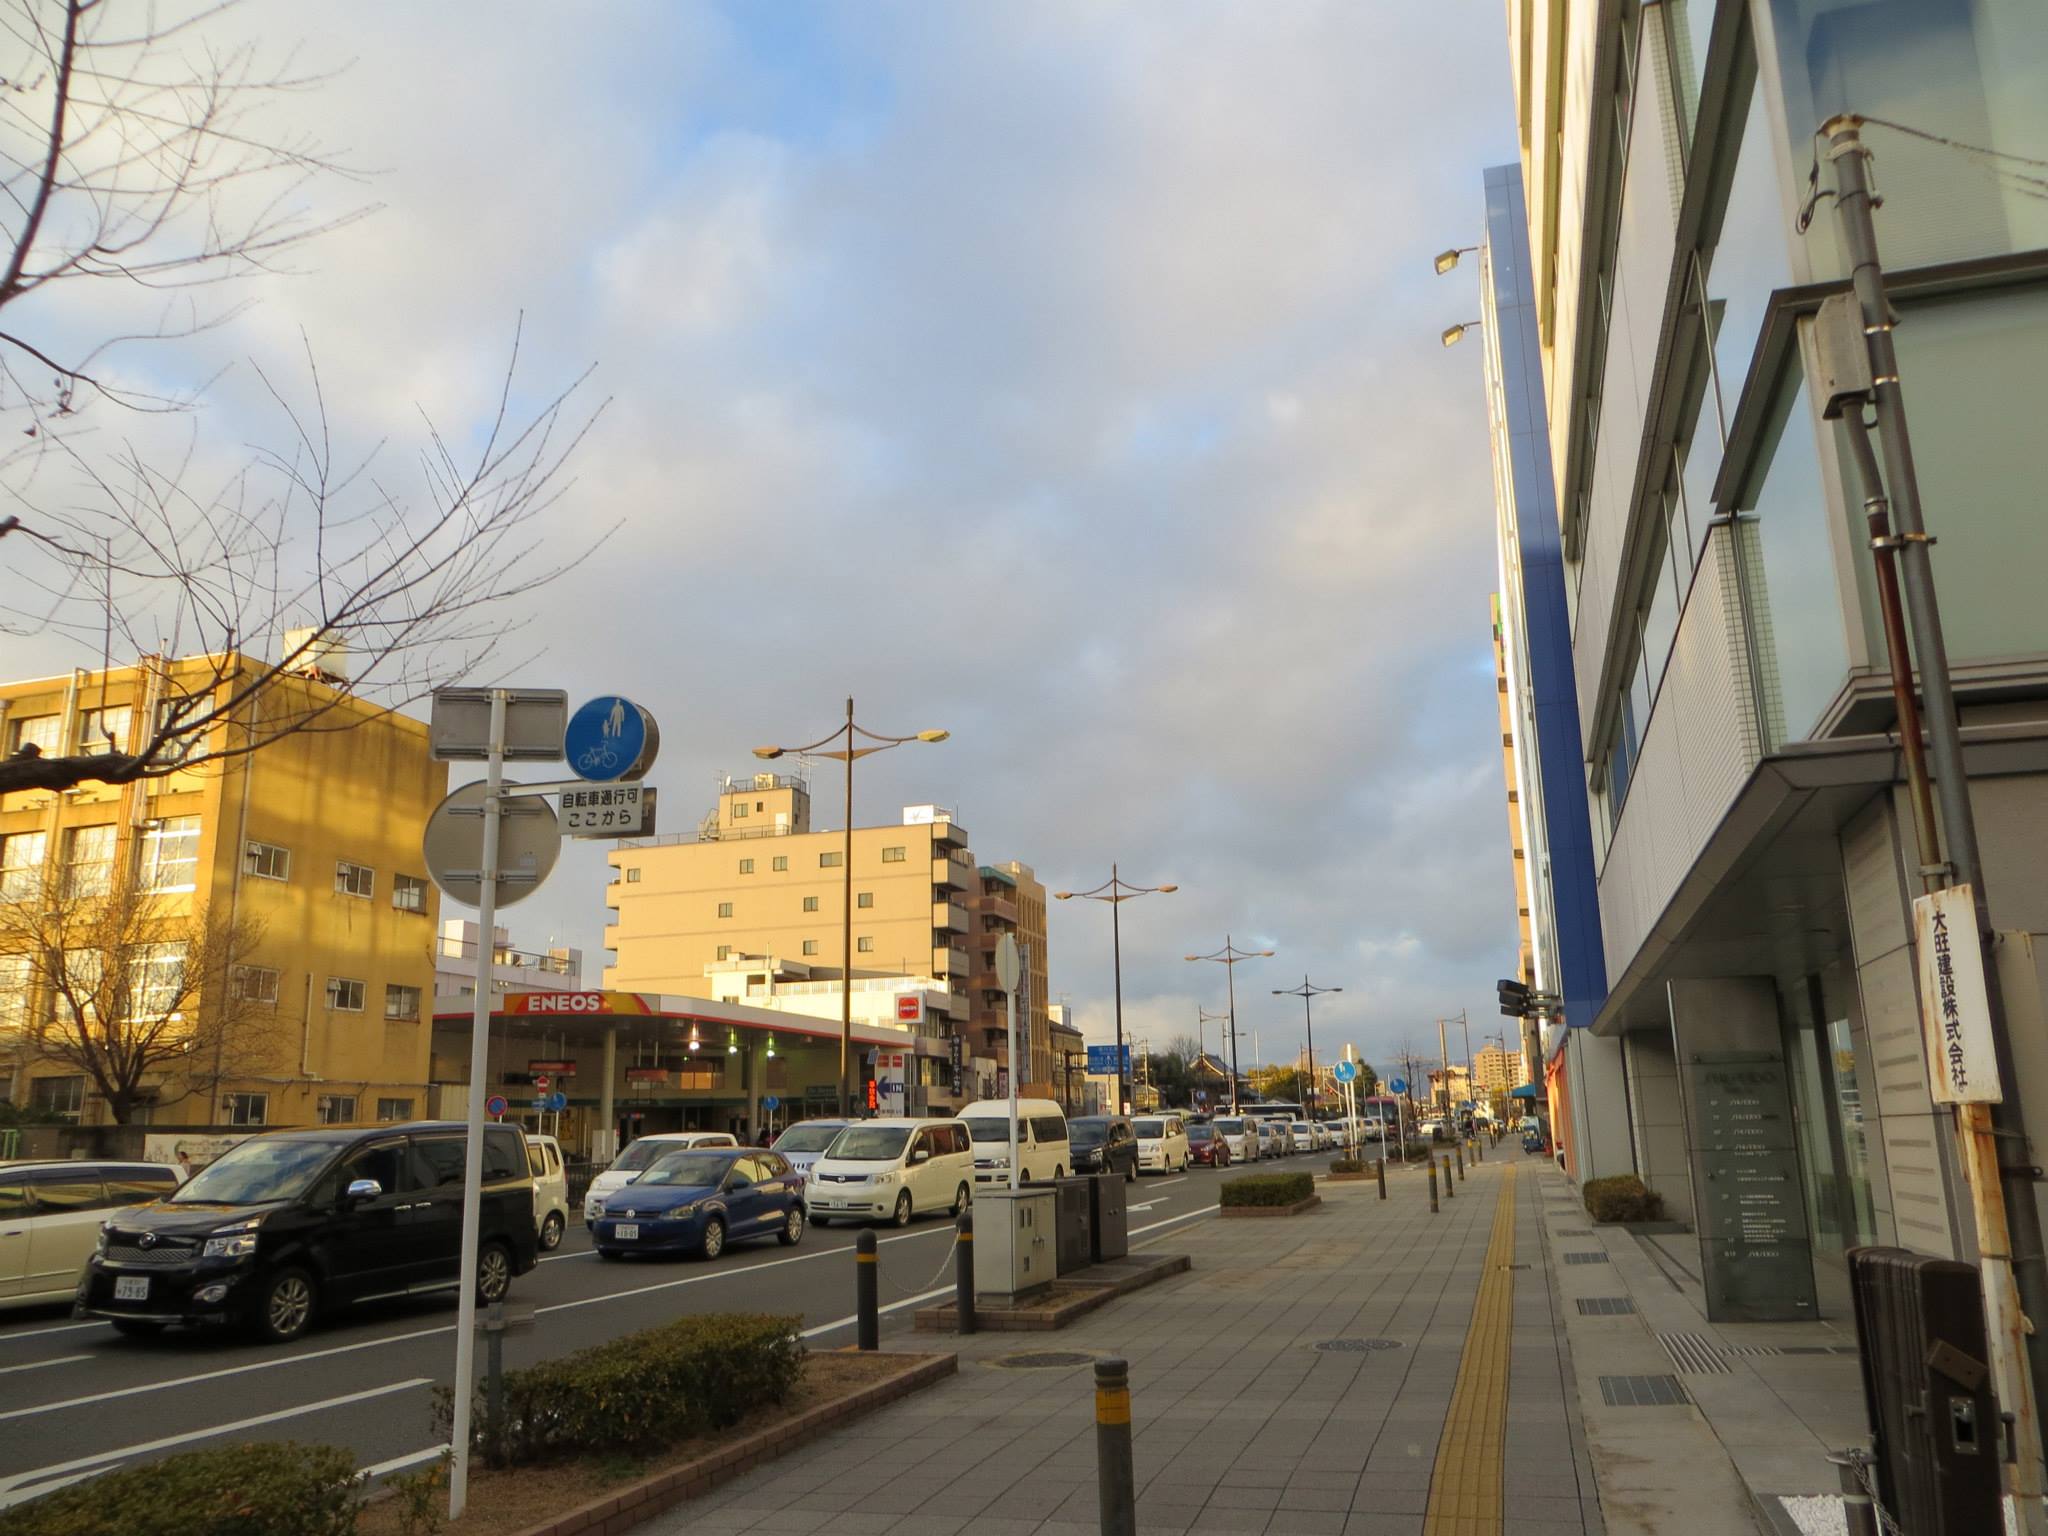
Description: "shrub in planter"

(438, 1312), (804, 1466)
(1328, 1158), (1365, 1175)
(0, 1441), (359, 1536)
(1220, 1172), (1315, 1208)
(1583, 1175), (1664, 1224)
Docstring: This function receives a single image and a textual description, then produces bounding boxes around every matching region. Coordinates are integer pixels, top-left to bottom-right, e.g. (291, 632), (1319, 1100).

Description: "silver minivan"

(1, 1160), (183, 1310)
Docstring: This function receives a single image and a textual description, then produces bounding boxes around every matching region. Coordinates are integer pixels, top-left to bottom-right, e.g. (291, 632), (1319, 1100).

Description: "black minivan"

(77, 1122), (538, 1343)
(1067, 1116), (1140, 1181)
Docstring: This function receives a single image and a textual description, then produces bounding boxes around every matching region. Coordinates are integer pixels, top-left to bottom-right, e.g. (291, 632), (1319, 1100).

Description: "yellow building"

(0, 654), (444, 1128)
(1493, 596), (1536, 990)
(969, 861), (1051, 1093)
(1472, 1043), (1529, 1100)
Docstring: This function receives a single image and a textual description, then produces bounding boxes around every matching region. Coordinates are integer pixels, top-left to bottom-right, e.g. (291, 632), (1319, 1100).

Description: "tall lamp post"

(1272, 977), (1341, 1119)
(755, 698), (948, 1118)
(1185, 937), (1273, 1113)
(1053, 866), (1177, 1116)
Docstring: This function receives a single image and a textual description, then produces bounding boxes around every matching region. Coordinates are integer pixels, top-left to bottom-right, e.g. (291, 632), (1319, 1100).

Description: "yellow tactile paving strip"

(1422, 1165), (1518, 1535)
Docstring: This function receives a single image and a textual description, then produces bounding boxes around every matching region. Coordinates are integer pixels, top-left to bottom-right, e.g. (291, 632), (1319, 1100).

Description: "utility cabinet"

(974, 1188), (1056, 1302)
(1087, 1172), (1128, 1263)
(1037, 1178), (1093, 1275)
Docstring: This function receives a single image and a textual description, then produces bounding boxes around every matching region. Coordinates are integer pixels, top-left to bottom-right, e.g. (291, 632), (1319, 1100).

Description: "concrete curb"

(1218, 1194), (1322, 1217)
(502, 1350), (958, 1536)
(912, 1252), (1191, 1332)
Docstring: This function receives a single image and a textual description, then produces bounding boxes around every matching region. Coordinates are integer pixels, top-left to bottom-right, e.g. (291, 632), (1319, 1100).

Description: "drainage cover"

(1578, 1297), (1636, 1316)
(1314, 1338), (1403, 1353)
(990, 1351), (1097, 1370)
(1599, 1374), (1690, 1407)
(1564, 1251), (1610, 1264)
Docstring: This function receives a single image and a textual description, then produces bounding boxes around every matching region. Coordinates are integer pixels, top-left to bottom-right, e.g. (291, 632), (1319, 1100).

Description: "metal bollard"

(1095, 1357), (1137, 1536)
(855, 1229), (879, 1350)
(1376, 1156), (1386, 1201)
(1429, 1159), (1439, 1213)
(955, 1209), (976, 1335)
(1457, 1144), (1467, 1180)
(1826, 1450), (1878, 1536)
(1442, 1156), (1455, 1198)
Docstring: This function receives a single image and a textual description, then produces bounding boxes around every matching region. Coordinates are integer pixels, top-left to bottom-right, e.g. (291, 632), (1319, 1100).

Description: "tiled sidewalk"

(642, 1152), (1605, 1536)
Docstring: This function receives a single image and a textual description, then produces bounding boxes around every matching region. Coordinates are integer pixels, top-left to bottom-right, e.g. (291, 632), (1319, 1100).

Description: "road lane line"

(0, 1320), (108, 1345)
(1151, 1177), (1188, 1189)
(535, 1224), (953, 1316)
(800, 1284), (954, 1339)
(0, 1354), (88, 1376)
(0, 1323), (454, 1423)
(1130, 1206), (1217, 1240)
(0, 1378), (429, 1507)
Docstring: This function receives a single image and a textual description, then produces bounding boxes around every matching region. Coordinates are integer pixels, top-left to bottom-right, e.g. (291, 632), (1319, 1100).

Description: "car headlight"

(675, 1202), (700, 1219)
(202, 1232), (259, 1259)
(96, 1223), (111, 1255)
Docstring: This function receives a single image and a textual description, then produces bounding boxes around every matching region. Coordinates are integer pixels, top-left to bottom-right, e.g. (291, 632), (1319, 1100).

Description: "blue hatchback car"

(592, 1148), (805, 1260)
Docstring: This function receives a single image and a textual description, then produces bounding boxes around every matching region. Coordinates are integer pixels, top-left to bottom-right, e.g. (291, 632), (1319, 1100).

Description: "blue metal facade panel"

(1483, 164), (1609, 1029)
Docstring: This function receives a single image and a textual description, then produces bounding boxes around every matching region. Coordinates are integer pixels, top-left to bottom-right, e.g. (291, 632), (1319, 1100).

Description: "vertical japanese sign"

(1914, 885), (2002, 1104)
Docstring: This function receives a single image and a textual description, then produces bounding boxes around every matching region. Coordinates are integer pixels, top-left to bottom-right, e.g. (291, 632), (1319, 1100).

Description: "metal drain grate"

(1564, 1251), (1610, 1265)
(989, 1351), (1097, 1370)
(1659, 1332), (1731, 1375)
(1577, 1297), (1636, 1316)
(1555, 1227), (1593, 1235)
(1598, 1374), (1690, 1407)
(1314, 1337), (1403, 1353)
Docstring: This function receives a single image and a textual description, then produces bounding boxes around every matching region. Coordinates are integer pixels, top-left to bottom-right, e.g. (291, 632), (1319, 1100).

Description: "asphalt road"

(0, 1154), (1318, 1507)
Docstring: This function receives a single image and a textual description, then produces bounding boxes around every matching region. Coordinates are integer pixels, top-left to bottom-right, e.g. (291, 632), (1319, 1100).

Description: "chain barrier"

(873, 1225), (963, 1299)
(1851, 1454), (1906, 1536)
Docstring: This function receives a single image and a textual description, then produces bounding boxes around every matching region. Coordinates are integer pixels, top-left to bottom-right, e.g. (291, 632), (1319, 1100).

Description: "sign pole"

(996, 934), (1020, 1192)
(449, 689), (504, 1521)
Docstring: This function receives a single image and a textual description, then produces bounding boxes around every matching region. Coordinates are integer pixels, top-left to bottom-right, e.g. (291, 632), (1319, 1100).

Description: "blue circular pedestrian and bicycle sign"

(546, 1091), (568, 1112)
(1388, 1076), (1408, 1096)
(763, 1095), (781, 1111)
(1332, 1061), (1358, 1084)
(564, 696), (658, 783)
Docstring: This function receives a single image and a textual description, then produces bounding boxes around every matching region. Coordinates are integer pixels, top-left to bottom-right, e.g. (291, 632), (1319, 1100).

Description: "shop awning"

(1509, 1084), (1540, 1100)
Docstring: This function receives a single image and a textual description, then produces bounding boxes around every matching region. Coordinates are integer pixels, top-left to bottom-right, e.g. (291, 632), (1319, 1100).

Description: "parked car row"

(1203, 1114), (1347, 1161)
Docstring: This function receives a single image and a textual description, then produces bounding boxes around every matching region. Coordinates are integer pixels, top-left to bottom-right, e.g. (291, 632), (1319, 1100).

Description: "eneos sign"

(503, 991), (653, 1017)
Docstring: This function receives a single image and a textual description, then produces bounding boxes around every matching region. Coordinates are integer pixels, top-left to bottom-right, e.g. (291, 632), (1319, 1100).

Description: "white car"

(770, 1119), (851, 1179)
(526, 1134), (570, 1251)
(1133, 1113), (1190, 1174)
(1213, 1116), (1261, 1162)
(959, 1099), (1071, 1185)
(806, 1119), (974, 1226)
(0, 1160), (182, 1310)
(1289, 1121), (1319, 1154)
(584, 1132), (738, 1224)
(1259, 1120), (1292, 1158)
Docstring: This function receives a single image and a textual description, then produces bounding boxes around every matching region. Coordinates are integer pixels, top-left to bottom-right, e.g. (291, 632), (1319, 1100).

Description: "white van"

(583, 1131), (737, 1224)
(1133, 1113), (1190, 1174)
(959, 1099), (1071, 1185)
(805, 1119), (974, 1227)
(525, 1134), (570, 1251)
(769, 1119), (850, 1179)
(1213, 1116), (1260, 1162)
(0, 1160), (183, 1310)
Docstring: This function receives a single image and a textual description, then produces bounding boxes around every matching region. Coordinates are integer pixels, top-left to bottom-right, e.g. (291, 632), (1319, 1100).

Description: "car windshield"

(1188, 1125), (1214, 1142)
(1134, 1119), (1164, 1137)
(963, 1118), (1018, 1144)
(773, 1123), (845, 1154)
(1292, 1123), (1312, 1135)
(1069, 1121), (1109, 1147)
(826, 1127), (912, 1161)
(634, 1151), (735, 1188)
(611, 1139), (688, 1173)
(1215, 1119), (1245, 1134)
(170, 1137), (339, 1205)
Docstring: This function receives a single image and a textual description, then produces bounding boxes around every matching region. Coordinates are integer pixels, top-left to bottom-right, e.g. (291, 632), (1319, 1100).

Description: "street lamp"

(755, 697), (948, 1117)
(1441, 320), (1482, 348)
(1184, 937), (1273, 1113)
(1434, 245), (1476, 275)
(1054, 866), (1177, 1116)
(1272, 976), (1341, 1119)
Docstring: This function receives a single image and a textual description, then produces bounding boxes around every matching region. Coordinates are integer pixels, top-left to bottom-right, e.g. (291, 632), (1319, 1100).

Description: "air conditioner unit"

(281, 628), (349, 683)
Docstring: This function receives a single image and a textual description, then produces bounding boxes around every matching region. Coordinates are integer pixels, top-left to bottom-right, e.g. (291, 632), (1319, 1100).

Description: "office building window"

(76, 705), (132, 753)
(325, 976), (366, 1012)
(0, 953), (27, 1032)
(245, 840), (291, 882)
(30, 1075), (85, 1122)
(882, 846), (906, 863)
(0, 830), (46, 900)
(335, 861), (374, 899)
(232, 965), (281, 1005)
(222, 1091), (268, 1126)
(376, 1097), (414, 1122)
(857, 891), (874, 909)
(739, 858), (755, 874)
(772, 856), (788, 872)
(731, 801), (749, 818)
(625, 867), (641, 883)
(857, 936), (874, 953)
(138, 817), (200, 892)
(717, 902), (734, 919)
(128, 942), (188, 1018)
(803, 896), (819, 913)
(802, 939), (819, 956)
(7, 713), (60, 757)
(716, 945), (731, 961)
(63, 824), (115, 898)
(384, 984), (422, 1021)
(391, 873), (428, 913)
(316, 1094), (357, 1125)
(819, 851), (842, 868)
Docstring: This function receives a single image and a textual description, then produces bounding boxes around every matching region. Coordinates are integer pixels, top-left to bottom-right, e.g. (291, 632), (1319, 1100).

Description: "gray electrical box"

(974, 1188), (1056, 1302)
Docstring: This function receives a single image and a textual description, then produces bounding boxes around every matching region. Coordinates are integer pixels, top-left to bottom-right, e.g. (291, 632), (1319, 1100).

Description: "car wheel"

(250, 1266), (316, 1344)
(539, 1212), (565, 1252)
(951, 1182), (971, 1217)
(892, 1191), (913, 1228)
(1053, 1165), (1064, 1180)
(476, 1240), (513, 1305)
(111, 1318), (167, 1338)
(1125, 1162), (1137, 1183)
(779, 1206), (805, 1246)
(700, 1216), (727, 1260)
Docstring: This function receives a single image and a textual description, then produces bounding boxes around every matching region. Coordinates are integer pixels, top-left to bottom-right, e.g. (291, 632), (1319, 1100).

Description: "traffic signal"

(1497, 978), (1531, 1018)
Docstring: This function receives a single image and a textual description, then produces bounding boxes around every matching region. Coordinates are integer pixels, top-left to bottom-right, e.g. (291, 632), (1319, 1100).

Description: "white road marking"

(0, 1354), (88, 1377)
(1151, 1177), (1188, 1190)
(1131, 1206), (1218, 1240)
(1127, 1202), (1158, 1212)
(0, 1378), (429, 1508)
(0, 1324), (452, 1423)
(800, 1284), (954, 1339)
(0, 1320), (108, 1345)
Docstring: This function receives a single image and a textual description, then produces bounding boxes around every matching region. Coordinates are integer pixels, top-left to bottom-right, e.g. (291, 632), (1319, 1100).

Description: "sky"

(7, 2), (1528, 1081)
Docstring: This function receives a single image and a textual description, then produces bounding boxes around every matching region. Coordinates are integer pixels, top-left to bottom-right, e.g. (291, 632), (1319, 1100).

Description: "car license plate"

(114, 1276), (149, 1302)
(614, 1224), (639, 1241)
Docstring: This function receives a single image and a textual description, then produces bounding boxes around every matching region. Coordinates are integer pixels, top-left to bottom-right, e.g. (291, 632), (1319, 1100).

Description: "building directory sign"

(1684, 1050), (1816, 1322)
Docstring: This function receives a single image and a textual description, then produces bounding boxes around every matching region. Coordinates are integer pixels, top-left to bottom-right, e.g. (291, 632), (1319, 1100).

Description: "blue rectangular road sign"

(1085, 1044), (1132, 1076)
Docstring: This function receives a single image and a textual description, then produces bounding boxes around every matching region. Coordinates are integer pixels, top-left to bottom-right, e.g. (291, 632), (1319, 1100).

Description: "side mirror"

(344, 1178), (382, 1203)
(911, 1149), (930, 1164)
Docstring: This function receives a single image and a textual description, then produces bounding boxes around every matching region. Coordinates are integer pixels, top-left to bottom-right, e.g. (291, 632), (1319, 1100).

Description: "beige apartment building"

(0, 654), (443, 1130)
(603, 773), (1051, 1112)
(1471, 1042), (1529, 1102)
(968, 861), (1051, 1093)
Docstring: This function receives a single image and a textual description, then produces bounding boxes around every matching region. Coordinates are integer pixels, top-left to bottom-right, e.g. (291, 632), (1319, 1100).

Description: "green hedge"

(1220, 1172), (1315, 1208)
(1328, 1158), (1365, 1174)
(0, 1442), (359, 1536)
(439, 1312), (804, 1466)
(1583, 1175), (1664, 1224)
